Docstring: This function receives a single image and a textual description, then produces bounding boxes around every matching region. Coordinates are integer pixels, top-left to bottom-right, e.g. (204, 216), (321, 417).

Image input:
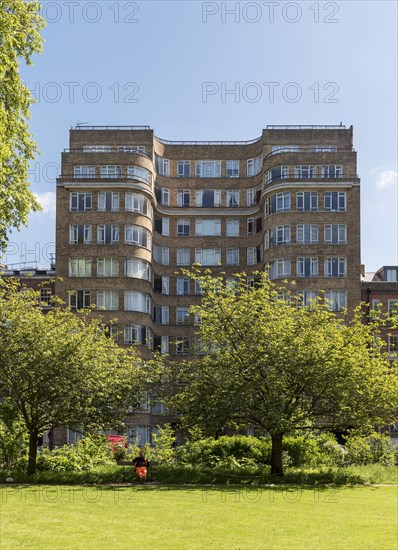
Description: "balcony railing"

(266, 125), (347, 130)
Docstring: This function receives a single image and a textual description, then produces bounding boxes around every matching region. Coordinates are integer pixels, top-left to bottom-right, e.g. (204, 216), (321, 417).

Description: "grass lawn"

(0, 484), (397, 549)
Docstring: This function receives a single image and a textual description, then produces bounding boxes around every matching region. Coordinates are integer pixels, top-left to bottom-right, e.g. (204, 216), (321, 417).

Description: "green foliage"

(345, 432), (397, 466)
(0, 280), (145, 474)
(151, 424), (176, 464)
(0, 418), (27, 469)
(0, 0), (45, 249)
(18, 436), (115, 473)
(167, 269), (398, 475)
(177, 435), (271, 467)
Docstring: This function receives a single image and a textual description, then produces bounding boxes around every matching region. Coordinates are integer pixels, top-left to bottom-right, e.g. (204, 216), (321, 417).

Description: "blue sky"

(3, 0), (397, 271)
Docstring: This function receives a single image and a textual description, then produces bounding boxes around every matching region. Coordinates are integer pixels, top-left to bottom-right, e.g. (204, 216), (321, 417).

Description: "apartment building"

(55, 124), (362, 443)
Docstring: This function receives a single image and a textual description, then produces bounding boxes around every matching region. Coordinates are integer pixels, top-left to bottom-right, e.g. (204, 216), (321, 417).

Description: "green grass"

(0, 485), (397, 549)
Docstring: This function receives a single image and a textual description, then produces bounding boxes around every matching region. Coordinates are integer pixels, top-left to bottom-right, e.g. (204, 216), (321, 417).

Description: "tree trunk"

(270, 432), (284, 476)
(27, 429), (39, 476)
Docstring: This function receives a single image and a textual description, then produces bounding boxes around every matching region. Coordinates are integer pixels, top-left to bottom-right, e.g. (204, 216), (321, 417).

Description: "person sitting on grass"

(133, 448), (150, 482)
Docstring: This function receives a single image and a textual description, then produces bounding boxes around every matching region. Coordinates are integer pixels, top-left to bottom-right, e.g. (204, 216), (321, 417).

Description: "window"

(124, 324), (148, 345)
(83, 145), (111, 153)
(247, 155), (262, 176)
(388, 300), (398, 317)
(296, 257), (318, 277)
(153, 245), (169, 265)
(128, 165), (152, 185)
(296, 192), (318, 212)
(97, 225), (119, 245)
(297, 290), (318, 307)
(176, 337), (189, 355)
(196, 160), (221, 178)
(324, 257), (347, 277)
(125, 225), (150, 248)
(154, 306), (169, 325)
(371, 299), (382, 319)
(386, 268), (398, 282)
(324, 192), (346, 211)
(324, 224), (346, 244)
(247, 218), (254, 236)
(74, 165), (95, 178)
(69, 290), (91, 310)
(124, 291), (151, 314)
(128, 426), (151, 446)
(195, 219), (221, 236)
(69, 258), (91, 277)
(125, 193), (151, 215)
(118, 145), (145, 153)
(97, 290), (119, 311)
(269, 258), (291, 279)
(100, 165), (121, 178)
(154, 276), (169, 295)
(177, 219), (190, 237)
(125, 258), (151, 281)
(154, 217), (169, 236)
(98, 192), (119, 212)
(176, 248), (190, 266)
(266, 166), (289, 183)
(309, 145), (337, 152)
(70, 192), (92, 212)
(325, 290), (347, 311)
(226, 190), (239, 207)
(176, 307), (190, 325)
(195, 190), (221, 207)
(276, 192), (291, 212)
(271, 225), (291, 246)
(271, 145), (300, 154)
(156, 156), (170, 176)
(264, 192), (290, 216)
(152, 335), (169, 355)
(123, 325), (140, 345)
(296, 224), (318, 244)
(97, 258), (119, 277)
(157, 187), (170, 206)
(39, 288), (52, 306)
(247, 188), (255, 206)
(322, 165), (343, 178)
(226, 248), (239, 266)
(388, 335), (398, 359)
(177, 190), (190, 207)
(247, 247), (256, 265)
(177, 160), (190, 178)
(294, 165), (315, 179)
(226, 219), (239, 237)
(194, 280), (202, 295)
(176, 277), (190, 295)
(69, 290), (91, 311)
(195, 248), (221, 266)
(69, 225), (92, 244)
(226, 160), (239, 178)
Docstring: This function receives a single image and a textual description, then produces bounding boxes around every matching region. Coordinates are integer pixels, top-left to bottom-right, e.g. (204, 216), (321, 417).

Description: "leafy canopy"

(0, 0), (45, 249)
(171, 270), (398, 438)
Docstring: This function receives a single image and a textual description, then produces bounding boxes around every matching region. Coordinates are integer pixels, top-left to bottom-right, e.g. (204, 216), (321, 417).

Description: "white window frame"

(97, 257), (119, 277)
(100, 165), (121, 178)
(176, 248), (190, 266)
(226, 219), (239, 237)
(97, 290), (119, 311)
(226, 160), (240, 178)
(196, 160), (221, 178)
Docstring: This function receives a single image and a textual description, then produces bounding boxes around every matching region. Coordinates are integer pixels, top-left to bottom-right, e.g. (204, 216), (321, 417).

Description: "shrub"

(345, 432), (397, 466)
(28, 435), (116, 472)
(151, 424), (176, 465)
(0, 419), (28, 470)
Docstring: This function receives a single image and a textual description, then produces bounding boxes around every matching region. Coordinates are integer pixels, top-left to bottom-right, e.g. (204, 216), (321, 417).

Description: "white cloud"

(33, 192), (56, 219)
(374, 169), (398, 190)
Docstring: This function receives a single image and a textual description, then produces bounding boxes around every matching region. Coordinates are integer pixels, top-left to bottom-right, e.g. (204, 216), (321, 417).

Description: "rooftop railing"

(266, 125), (347, 130)
(72, 125), (151, 131)
(155, 137), (262, 146)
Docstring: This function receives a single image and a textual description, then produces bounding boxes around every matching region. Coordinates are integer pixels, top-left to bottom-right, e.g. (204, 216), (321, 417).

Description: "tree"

(168, 270), (398, 476)
(0, 0), (45, 250)
(0, 280), (144, 475)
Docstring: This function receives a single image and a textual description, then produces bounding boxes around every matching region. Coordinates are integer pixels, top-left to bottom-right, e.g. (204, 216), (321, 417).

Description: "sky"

(2, 0), (397, 271)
